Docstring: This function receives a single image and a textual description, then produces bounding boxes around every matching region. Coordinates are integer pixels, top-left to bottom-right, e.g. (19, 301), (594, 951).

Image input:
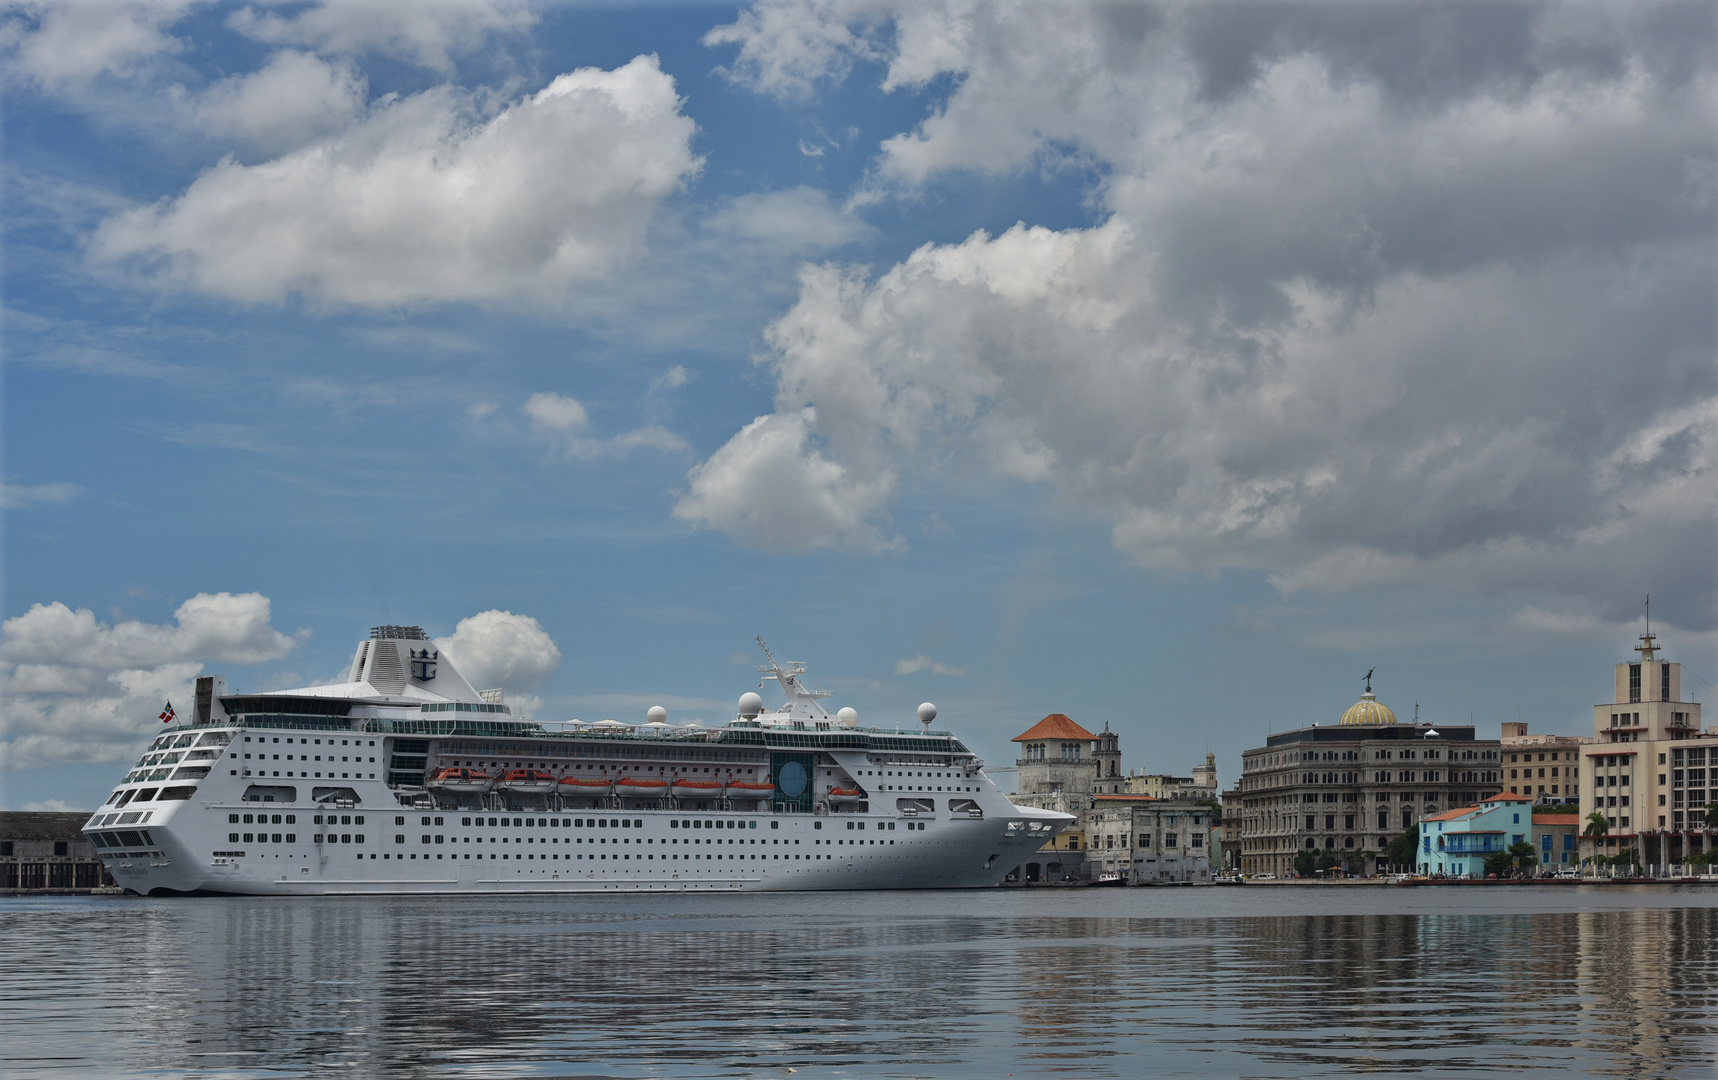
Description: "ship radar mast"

(756, 636), (830, 719)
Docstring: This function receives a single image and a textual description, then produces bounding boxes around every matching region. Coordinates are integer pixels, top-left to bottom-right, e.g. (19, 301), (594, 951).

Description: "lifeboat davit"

(670, 779), (724, 801)
(426, 766), (492, 792)
(614, 776), (669, 798)
(558, 776), (612, 796)
(496, 768), (558, 794)
(725, 780), (775, 800)
(825, 786), (863, 805)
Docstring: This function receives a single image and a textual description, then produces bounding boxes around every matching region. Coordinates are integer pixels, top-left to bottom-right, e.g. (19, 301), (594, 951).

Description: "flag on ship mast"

(158, 701), (175, 724)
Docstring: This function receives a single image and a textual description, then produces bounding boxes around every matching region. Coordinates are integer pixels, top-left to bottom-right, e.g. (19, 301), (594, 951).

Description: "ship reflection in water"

(3, 888), (1715, 1078)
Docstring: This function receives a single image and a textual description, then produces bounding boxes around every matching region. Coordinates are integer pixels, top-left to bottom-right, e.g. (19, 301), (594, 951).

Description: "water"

(4, 886), (1715, 1079)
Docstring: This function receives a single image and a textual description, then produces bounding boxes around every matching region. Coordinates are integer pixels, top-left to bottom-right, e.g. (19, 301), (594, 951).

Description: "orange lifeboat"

(614, 776), (669, 798)
(670, 778), (724, 802)
(496, 768), (558, 794)
(725, 780), (775, 800)
(426, 766), (492, 792)
(558, 776), (612, 796)
(825, 786), (863, 805)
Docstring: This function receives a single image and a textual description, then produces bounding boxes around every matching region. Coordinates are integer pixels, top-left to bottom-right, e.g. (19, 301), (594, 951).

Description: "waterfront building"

(1012, 714), (1102, 813)
(1579, 630), (1714, 869)
(1533, 809), (1580, 871)
(1500, 722), (1588, 804)
(1419, 793), (1533, 877)
(1235, 680), (1504, 877)
(1123, 752), (1219, 800)
(1010, 714), (1217, 883)
(1084, 796), (1215, 883)
(1, 812), (113, 893)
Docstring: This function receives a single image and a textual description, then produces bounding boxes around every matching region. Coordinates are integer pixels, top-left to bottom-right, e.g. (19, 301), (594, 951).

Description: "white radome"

(738, 691), (764, 719)
(646, 705), (668, 724)
(917, 702), (937, 726)
(837, 706), (858, 728)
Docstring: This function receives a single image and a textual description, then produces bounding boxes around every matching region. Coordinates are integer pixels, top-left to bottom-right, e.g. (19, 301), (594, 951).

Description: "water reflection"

(2, 890), (1714, 1078)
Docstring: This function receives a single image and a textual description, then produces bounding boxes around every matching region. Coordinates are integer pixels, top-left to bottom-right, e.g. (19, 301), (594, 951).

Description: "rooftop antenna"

(1636, 595), (1659, 660)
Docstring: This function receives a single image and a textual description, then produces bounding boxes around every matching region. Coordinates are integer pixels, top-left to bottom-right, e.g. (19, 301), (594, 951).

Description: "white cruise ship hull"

(87, 627), (1072, 895)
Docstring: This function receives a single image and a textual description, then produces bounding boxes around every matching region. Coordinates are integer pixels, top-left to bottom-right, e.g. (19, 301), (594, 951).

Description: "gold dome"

(1340, 691), (1397, 725)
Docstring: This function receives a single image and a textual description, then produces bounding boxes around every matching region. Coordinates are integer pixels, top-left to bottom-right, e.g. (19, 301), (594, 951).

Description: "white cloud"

(91, 54), (701, 307)
(689, 3), (1718, 625)
(0, 482), (81, 508)
(895, 654), (967, 677)
(0, 0), (195, 93)
(524, 391), (588, 433)
(228, 0), (536, 73)
(21, 798), (81, 812)
(0, 592), (303, 768)
(650, 365), (692, 393)
(434, 610), (560, 698)
(524, 392), (688, 459)
(703, 0), (889, 99)
(703, 185), (874, 253)
(675, 407), (901, 553)
(192, 49), (366, 153)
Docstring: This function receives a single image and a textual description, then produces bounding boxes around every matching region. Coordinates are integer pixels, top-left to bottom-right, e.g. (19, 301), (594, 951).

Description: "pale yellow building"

(1579, 630), (1714, 869)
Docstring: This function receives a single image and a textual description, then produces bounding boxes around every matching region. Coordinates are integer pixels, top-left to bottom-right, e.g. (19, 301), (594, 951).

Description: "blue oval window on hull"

(778, 762), (808, 797)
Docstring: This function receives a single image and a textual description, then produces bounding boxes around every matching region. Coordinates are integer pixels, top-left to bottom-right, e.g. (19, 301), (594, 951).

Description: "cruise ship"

(84, 626), (1071, 894)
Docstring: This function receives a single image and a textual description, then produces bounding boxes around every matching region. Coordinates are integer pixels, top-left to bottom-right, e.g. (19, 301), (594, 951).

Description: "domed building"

(1340, 691), (1397, 726)
(1233, 672), (1505, 878)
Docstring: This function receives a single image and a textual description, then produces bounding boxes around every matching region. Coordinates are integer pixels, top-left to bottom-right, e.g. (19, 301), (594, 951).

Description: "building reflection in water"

(2, 895), (1714, 1078)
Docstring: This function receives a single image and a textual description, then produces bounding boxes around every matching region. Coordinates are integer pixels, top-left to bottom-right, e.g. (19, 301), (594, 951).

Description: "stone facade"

(1579, 631), (1716, 869)
(1235, 684), (1504, 877)
(1499, 722), (1588, 805)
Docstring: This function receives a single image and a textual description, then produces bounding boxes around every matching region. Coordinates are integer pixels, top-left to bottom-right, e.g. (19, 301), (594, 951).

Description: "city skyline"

(3, 1), (1714, 811)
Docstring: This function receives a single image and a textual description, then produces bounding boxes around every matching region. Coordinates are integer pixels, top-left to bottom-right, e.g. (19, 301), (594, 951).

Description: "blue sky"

(3, 1), (1714, 811)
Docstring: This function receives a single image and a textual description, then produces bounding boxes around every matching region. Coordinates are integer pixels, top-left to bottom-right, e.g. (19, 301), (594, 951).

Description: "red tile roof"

(1532, 813), (1579, 826)
(1482, 792), (1532, 803)
(1424, 806), (1482, 822)
(1012, 713), (1099, 742)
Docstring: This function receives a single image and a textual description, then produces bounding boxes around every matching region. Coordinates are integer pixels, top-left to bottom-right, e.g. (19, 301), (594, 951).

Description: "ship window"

(229, 814), (239, 823)
(287, 815), (297, 824)
(489, 817), (498, 826)
(434, 817), (444, 826)
(462, 817), (472, 826)
(770, 821), (779, 829)
(354, 834), (363, 843)
(670, 820), (678, 829)
(395, 816), (405, 826)
(815, 822), (823, 830)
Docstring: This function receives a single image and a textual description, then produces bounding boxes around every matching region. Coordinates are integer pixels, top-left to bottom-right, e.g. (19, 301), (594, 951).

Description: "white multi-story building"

(1580, 630), (1713, 869)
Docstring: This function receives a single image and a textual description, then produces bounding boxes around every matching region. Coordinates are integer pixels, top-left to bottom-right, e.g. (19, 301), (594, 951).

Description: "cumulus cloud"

(192, 49), (366, 153)
(435, 611), (559, 718)
(895, 654), (968, 677)
(703, 185), (875, 252)
(92, 54), (700, 307)
(0, 0), (195, 93)
(690, 2), (1717, 627)
(523, 392), (689, 459)
(0, 593), (303, 768)
(228, 0), (536, 73)
(675, 408), (901, 552)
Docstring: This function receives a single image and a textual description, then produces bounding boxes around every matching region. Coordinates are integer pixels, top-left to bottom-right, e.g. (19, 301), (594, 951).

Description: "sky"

(2, 0), (1714, 812)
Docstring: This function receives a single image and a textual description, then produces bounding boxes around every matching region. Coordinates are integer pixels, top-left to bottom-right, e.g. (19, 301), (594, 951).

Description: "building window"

(1629, 664), (1641, 704)
(1662, 664), (1671, 702)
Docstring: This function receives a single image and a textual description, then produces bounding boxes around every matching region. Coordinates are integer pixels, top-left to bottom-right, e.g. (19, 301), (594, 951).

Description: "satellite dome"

(738, 691), (764, 719)
(917, 702), (938, 726)
(646, 705), (667, 724)
(837, 706), (858, 728)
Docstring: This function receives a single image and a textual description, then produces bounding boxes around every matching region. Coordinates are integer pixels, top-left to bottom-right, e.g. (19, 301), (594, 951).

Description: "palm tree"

(1706, 804), (1718, 830)
(1584, 811), (1610, 875)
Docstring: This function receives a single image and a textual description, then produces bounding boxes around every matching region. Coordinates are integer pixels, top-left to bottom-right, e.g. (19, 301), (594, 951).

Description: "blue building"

(1419, 793), (1533, 877)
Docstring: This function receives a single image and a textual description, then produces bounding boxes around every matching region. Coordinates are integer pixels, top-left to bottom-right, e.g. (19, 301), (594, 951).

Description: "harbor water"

(4, 885), (1715, 1079)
